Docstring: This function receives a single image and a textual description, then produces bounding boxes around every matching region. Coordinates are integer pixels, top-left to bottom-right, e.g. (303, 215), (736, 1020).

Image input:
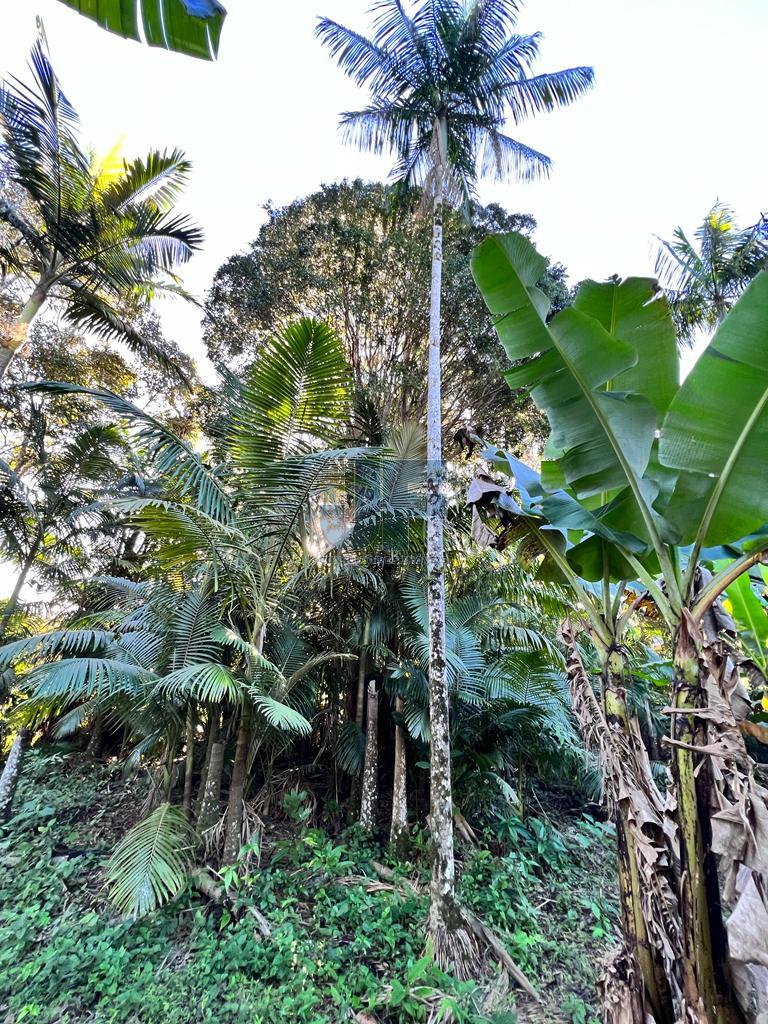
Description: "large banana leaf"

(471, 233), (678, 549)
(722, 571), (768, 674)
(659, 271), (768, 546)
(56, 0), (226, 60)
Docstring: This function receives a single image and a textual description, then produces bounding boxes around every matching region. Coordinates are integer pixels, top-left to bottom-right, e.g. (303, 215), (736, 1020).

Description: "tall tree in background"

(0, 42), (202, 381)
(655, 202), (768, 343)
(203, 181), (569, 447)
(317, 0), (593, 969)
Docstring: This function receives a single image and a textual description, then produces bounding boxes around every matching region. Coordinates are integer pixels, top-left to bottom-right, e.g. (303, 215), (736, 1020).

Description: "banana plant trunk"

(0, 728), (30, 822)
(671, 613), (742, 1024)
(390, 694), (408, 857)
(601, 646), (674, 1024)
(359, 678), (379, 832)
(562, 620), (677, 1024)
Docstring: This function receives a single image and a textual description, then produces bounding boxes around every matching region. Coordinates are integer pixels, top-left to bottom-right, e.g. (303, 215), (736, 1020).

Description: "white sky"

(2, 0), (767, 378)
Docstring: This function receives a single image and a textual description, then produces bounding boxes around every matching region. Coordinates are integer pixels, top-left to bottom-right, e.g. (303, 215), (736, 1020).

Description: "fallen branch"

(463, 907), (541, 1002)
(189, 867), (272, 937)
(366, 862), (540, 1000)
(453, 808), (479, 846)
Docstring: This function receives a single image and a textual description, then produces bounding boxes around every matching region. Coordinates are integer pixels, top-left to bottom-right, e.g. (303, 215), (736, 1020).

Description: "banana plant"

(55, 0), (226, 61)
(470, 231), (768, 1024)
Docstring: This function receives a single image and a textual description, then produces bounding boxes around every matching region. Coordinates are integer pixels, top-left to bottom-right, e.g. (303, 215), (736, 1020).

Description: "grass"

(0, 750), (618, 1024)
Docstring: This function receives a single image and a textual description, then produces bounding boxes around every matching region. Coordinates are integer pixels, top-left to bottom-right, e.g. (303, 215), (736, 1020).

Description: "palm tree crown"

(0, 42), (203, 380)
(655, 202), (768, 344)
(316, 0), (595, 195)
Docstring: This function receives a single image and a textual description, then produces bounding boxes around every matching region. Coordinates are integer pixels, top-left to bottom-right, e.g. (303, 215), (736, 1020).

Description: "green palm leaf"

(250, 694), (312, 735)
(225, 317), (352, 470)
(107, 803), (194, 918)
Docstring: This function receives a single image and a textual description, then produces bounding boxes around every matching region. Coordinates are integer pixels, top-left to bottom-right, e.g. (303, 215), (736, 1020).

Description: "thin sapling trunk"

(0, 729), (30, 823)
(390, 694), (408, 857)
(359, 678), (379, 832)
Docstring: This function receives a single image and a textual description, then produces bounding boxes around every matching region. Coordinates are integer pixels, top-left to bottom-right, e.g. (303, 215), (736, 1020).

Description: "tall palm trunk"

(197, 709), (224, 834)
(182, 708), (196, 817)
(390, 695), (408, 857)
(355, 618), (370, 726)
(349, 619), (370, 818)
(195, 706), (217, 819)
(0, 728), (30, 822)
(223, 701), (251, 863)
(0, 534), (42, 639)
(359, 678), (379, 832)
(222, 626), (263, 862)
(0, 282), (48, 380)
(425, 117), (472, 971)
(86, 714), (104, 758)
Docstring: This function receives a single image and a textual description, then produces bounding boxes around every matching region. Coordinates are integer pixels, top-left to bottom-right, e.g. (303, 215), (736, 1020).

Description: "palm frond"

(107, 803), (194, 917)
(155, 662), (241, 704)
(250, 693), (312, 735)
(26, 383), (233, 522)
(225, 317), (352, 469)
(336, 720), (365, 774)
(101, 148), (193, 212)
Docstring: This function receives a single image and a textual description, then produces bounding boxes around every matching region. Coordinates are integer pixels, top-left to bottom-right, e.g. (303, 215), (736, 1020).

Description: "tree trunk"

(222, 701), (251, 863)
(0, 729), (30, 823)
(671, 615), (742, 1024)
(0, 283), (48, 381)
(195, 705), (219, 819)
(197, 708), (225, 834)
(182, 709), (196, 818)
(425, 118), (477, 975)
(390, 695), (408, 857)
(349, 622), (370, 819)
(355, 619), (370, 727)
(86, 714), (104, 758)
(0, 535), (42, 639)
(359, 679), (379, 832)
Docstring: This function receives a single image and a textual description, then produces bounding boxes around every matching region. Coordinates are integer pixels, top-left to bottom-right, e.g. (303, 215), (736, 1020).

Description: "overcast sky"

(2, 0), (766, 374)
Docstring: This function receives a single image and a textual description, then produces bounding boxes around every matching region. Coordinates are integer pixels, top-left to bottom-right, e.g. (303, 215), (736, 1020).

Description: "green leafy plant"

(470, 228), (768, 1023)
(55, 0), (226, 60)
(106, 803), (194, 917)
(0, 42), (202, 381)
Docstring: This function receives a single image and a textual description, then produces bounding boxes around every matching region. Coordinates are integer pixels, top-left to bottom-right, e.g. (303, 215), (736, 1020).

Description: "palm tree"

(316, 0), (594, 968)
(0, 42), (202, 382)
(655, 202), (768, 344)
(0, 409), (127, 639)
(0, 317), (358, 872)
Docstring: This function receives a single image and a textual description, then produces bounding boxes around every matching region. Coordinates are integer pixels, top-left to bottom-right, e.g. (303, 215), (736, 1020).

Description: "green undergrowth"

(0, 752), (617, 1024)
